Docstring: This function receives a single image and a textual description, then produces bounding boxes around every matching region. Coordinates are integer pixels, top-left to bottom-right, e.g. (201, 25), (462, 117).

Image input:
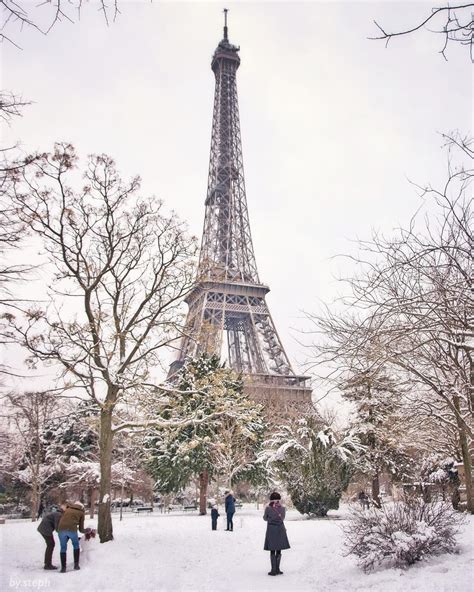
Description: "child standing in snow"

(211, 505), (220, 530)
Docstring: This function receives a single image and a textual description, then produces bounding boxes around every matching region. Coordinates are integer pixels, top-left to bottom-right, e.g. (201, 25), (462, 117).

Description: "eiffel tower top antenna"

(223, 8), (228, 40)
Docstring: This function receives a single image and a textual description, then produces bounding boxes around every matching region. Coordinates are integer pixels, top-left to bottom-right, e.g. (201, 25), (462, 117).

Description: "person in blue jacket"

(224, 490), (236, 531)
(211, 504), (220, 530)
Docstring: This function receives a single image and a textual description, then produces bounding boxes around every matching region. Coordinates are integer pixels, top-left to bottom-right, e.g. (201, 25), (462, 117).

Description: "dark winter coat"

(37, 511), (63, 537)
(225, 494), (236, 515)
(58, 503), (85, 533)
(263, 503), (290, 551)
(211, 508), (220, 521)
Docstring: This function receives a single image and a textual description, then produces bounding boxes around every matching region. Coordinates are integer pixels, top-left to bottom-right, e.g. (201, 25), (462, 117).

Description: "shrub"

(343, 497), (465, 572)
(288, 454), (352, 517)
(262, 418), (357, 518)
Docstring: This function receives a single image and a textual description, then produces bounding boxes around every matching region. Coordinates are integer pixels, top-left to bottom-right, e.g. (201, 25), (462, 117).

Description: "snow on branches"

(146, 354), (266, 495)
(5, 144), (200, 540)
(261, 415), (362, 517)
(307, 134), (473, 512)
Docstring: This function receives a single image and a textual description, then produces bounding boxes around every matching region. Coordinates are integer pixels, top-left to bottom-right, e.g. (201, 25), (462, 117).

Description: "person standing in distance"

(224, 490), (236, 531)
(263, 491), (290, 576)
(211, 504), (220, 530)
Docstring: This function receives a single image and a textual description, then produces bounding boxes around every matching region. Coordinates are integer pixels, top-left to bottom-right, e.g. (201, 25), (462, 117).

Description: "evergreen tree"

(264, 416), (359, 517)
(146, 354), (266, 513)
(42, 400), (99, 466)
(342, 369), (411, 506)
(2, 391), (62, 519)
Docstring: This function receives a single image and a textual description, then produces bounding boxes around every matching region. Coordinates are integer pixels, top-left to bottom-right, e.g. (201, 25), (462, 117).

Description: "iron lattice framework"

(170, 16), (311, 407)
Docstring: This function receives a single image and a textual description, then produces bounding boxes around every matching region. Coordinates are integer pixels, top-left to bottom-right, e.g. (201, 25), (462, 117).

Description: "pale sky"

(1, 1), (472, 402)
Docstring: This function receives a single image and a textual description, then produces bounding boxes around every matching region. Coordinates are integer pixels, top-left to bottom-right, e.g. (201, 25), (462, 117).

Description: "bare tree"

(0, 89), (41, 384)
(0, 0), (120, 48)
(308, 135), (473, 512)
(0, 91), (30, 124)
(0, 91), (34, 310)
(370, 3), (474, 61)
(5, 143), (215, 541)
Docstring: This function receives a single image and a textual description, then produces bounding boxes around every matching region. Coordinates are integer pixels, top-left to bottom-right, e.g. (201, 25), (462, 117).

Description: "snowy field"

(1, 505), (473, 592)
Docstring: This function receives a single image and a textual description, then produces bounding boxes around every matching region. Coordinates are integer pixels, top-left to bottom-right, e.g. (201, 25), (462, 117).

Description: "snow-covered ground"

(1, 505), (473, 592)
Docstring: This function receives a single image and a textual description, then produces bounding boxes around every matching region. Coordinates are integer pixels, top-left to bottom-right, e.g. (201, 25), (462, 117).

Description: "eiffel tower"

(170, 12), (312, 408)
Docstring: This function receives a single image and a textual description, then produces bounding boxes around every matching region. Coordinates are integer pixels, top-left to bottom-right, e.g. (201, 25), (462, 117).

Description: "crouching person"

(37, 504), (66, 570)
(57, 501), (86, 573)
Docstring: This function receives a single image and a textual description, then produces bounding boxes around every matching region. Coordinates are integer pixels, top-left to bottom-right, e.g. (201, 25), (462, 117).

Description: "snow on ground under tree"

(1, 505), (473, 592)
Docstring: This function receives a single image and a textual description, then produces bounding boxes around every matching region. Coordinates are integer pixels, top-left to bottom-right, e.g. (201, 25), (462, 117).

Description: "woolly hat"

(269, 492), (281, 501)
(74, 501), (85, 509)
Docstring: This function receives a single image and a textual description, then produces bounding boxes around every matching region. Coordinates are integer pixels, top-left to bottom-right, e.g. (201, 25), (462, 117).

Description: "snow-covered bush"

(343, 497), (465, 572)
(417, 454), (461, 506)
(262, 417), (360, 517)
(289, 427), (353, 517)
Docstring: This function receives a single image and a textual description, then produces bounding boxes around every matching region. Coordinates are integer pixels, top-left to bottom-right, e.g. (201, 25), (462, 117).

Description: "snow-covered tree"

(61, 460), (136, 513)
(39, 400), (104, 516)
(262, 415), (361, 517)
(0, 390), (63, 520)
(342, 369), (412, 506)
(415, 453), (461, 507)
(308, 135), (473, 512)
(42, 400), (99, 466)
(6, 144), (229, 541)
(146, 354), (266, 514)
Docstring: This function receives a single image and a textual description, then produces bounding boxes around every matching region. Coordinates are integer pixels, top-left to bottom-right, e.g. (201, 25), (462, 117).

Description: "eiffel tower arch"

(170, 13), (312, 410)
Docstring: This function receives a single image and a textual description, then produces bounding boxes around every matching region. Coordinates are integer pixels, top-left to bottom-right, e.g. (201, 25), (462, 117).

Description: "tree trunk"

(30, 478), (40, 522)
(199, 470), (208, 515)
(89, 488), (97, 519)
(371, 474), (381, 508)
(459, 424), (474, 513)
(98, 407), (114, 542)
(451, 483), (461, 510)
(422, 483), (431, 503)
(454, 395), (474, 513)
(469, 358), (474, 413)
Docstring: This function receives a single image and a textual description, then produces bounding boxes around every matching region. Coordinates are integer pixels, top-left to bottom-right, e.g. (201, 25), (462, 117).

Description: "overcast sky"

(1, 1), (472, 401)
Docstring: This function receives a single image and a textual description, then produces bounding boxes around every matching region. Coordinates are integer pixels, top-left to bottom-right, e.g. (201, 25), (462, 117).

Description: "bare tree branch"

(0, 0), (121, 48)
(370, 4), (474, 61)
